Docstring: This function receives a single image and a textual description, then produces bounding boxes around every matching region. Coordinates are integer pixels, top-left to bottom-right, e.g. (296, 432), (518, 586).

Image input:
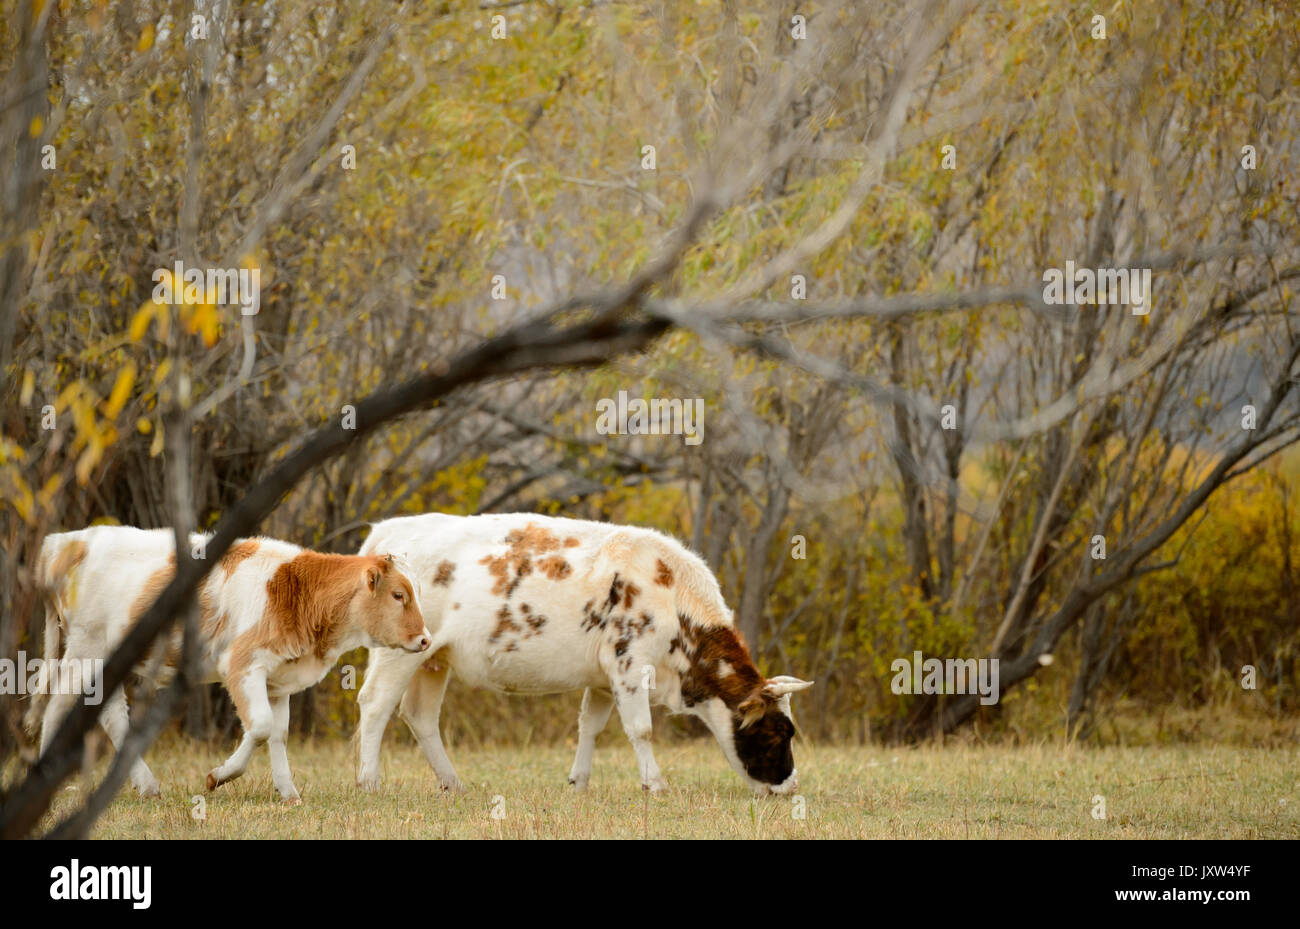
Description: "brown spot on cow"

(490, 604), (520, 643)
(676, 616), (763, 709)
(563, 537), (580, 548)
(538, 555), (571, 581)
(519, 602), (548, 635)
(621, 581), (640, 610)
(654, 559), (674, 587)
(480, 523), (567, 597)
(432, 560), (456, 586)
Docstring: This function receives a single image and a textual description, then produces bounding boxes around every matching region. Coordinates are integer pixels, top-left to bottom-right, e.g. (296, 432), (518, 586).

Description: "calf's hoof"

(281, 795), (303, 807)
(568, 774), (590, 791)
(136, 780), (162, 798)
(205, 772), (218, 792)
(357, 775), (380, 792)
(642, 777), (667, 794)
(440, 779), (465, 793)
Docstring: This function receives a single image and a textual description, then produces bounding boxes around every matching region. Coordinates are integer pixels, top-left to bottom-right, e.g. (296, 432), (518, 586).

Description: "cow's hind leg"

(356, 647), (426, 791)
(568, 688), (615, 790)
(398, 660), (462, 791)
(266, 694), (301, 804)
(612, 678), (666, 793)
(99, 688), (161, 797)
(207, 668), (271, 792)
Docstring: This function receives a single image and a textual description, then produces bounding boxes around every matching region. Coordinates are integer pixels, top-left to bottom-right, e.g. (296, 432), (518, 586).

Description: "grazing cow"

(32, 525), (431, 802)
(356, 513), (813, 795)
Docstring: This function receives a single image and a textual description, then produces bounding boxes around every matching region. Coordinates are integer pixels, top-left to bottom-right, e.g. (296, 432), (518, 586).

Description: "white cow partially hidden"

(30, 526), (432, 802)
(356, 513), (813, 795)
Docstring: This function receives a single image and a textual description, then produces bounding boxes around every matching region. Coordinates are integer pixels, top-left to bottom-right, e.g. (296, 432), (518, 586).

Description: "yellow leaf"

(103, 362), (137, 419)
(137, 24), (155, 53)
(129, 302), (155, 341)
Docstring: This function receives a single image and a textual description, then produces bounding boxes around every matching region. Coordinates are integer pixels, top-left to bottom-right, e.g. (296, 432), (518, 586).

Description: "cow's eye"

(392, 591), (404, 603)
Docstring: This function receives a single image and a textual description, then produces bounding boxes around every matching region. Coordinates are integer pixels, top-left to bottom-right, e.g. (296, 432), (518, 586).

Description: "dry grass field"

(29, 734), (1300, 839)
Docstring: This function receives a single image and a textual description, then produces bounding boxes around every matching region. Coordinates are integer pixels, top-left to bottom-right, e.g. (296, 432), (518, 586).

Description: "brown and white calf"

(356, 513), (812, 795)
(33, 525), (431, 802)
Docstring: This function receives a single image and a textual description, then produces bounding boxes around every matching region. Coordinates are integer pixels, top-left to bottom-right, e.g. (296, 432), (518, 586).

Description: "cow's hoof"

(440, 779), (465, 793)
(568, 775), (590, 791)
(357, 775), (380, 792)
(205, 772), (218, 792)
(643, 778), (667, 794)
(281, 795), (303, 807)
(136, 781), (161, 798)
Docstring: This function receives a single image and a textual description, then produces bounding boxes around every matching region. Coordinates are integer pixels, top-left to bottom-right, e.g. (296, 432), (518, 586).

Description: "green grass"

(32, 735), (1300, 839)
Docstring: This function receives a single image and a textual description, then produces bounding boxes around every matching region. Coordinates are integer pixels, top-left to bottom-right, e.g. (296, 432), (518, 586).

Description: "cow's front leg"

(356, 647), (425, 790)
(568, 688), (615, 790)
(100, 688), (162, 797)
(266, 694), (301, 804)
(207, 668), (271, 791)
(612, 681), (666, 793)
(398, 660), (463, 791)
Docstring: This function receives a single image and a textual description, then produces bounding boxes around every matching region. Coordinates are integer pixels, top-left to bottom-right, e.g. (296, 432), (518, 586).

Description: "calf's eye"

(392, 591), (404, 603)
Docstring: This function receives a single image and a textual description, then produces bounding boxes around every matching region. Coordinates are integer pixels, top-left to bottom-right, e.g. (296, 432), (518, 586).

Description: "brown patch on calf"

(129, 554), (178, 627)
(46, 539), (88, 590)
(653, 559), (674, 587)
(563, 537), (580, 548)
(219, 539), (260, 574)
(41, 539), (89, 637)
(432, 560), (456, 586)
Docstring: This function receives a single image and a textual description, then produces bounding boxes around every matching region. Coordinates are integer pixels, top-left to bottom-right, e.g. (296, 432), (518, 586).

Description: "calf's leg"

(266, 695), (301, 804)
(207, 668), (271, 791)
(568, 688), (615, 790)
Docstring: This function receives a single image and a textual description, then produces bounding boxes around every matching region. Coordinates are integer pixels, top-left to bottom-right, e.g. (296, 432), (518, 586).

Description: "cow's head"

(725, 676), (813, 794)
(358, 554), (431, 653)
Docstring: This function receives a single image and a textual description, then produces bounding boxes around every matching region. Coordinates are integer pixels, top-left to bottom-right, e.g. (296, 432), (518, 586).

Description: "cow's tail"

(23, 535), (82, 737)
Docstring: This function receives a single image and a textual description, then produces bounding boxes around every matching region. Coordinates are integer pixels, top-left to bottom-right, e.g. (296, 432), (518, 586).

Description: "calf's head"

(357, 554), (431, 653)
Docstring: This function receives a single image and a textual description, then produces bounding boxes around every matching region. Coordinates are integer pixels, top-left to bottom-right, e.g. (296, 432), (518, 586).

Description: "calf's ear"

(365, 565), (381, 593)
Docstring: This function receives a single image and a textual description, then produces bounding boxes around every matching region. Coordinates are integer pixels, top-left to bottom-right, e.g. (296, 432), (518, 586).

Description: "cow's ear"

(737, 690), (770, 729)
(762, 676), (813, 698)
(366, 565), (381, 593)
